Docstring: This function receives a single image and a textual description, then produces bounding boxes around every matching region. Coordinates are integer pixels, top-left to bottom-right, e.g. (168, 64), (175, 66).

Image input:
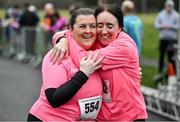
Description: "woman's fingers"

(57, 49), (66, 64)
(50, 46), (58, 62)
(95, 65), (103, 70)
(81, 56), (87, 62)
(92, 51), (100, 62)
(87, 51), (93, 61)
(50, 46), (68, 65)
(64, 50), (69, 58)
(52, 49), (61, 64)
(80, 54), (103, 76)
(94, 56), (104, 66)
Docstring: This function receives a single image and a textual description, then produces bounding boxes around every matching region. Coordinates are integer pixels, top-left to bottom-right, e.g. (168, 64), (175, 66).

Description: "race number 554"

(78, 96), (102, 120)
(85, 101), (99, 113)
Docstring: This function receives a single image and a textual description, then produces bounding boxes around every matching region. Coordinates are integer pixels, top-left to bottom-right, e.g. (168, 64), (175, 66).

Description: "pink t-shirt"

(64, 31), (148, 121)
(29, 50), (102, 121)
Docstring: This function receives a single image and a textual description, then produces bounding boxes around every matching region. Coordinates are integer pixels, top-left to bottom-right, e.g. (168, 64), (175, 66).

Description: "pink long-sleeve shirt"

(60, 30), (148, 121)
(29, 50), (102, 121)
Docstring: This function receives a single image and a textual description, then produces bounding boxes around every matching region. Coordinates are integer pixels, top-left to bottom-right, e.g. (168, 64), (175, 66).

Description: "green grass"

(59, 9), (70, 19)
(138, 13), (160, 88)
(141, 65), (158, 88)
(0, 9), (5, 19)
(139, 13), (159, 60)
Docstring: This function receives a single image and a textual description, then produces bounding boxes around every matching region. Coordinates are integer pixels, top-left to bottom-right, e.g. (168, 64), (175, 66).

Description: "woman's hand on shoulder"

(50, 37), (69, 65)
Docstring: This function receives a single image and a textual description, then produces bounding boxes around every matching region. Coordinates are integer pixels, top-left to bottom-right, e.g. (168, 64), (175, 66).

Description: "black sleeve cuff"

(73, 70), (88, 85)
(56, 35), (66, 44)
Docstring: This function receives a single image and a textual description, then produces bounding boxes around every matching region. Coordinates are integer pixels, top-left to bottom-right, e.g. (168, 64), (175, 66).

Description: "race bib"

(103, 80), (112, 102)
(78, 96), (102, 120)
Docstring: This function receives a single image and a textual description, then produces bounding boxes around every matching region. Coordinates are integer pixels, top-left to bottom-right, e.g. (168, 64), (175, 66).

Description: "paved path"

(0, 57), (41, 121)
(140, 58), (158, 67)
(0, 57), (173, 121)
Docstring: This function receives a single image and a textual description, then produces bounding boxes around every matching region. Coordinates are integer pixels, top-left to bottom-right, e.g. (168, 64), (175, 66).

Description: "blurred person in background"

(121, 0), (143, 56)
(1, 5), (21, 57)
(154, 0), (179, 83)
(19, 4), (39, 56)
(41, 3), (68, 52)
(2, 7), (14, 43)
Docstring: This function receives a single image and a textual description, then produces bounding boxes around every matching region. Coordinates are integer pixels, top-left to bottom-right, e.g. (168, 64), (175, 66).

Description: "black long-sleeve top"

(45, 71), (88, 108)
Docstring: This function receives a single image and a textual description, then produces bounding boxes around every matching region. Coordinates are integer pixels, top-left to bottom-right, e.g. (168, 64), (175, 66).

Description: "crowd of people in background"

(0, 1), (144, 64)
(0, 2), (68, 64)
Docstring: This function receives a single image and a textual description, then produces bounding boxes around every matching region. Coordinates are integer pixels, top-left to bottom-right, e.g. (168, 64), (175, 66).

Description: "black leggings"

(158, 39), (177, 74)
(27, 113), (42, 121)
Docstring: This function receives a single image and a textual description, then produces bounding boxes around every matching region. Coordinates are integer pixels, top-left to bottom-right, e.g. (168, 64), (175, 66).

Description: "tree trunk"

(140, 0), (147, 12)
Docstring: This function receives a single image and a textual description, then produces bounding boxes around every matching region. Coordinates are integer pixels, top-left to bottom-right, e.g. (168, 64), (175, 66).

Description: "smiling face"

(71, 15), (97, 50)
(96, 11), (121, 46)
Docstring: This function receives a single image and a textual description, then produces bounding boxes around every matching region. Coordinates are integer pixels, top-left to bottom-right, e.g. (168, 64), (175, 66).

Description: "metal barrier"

(141, 86), (180, 120)
(0, 26), (53, 67)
